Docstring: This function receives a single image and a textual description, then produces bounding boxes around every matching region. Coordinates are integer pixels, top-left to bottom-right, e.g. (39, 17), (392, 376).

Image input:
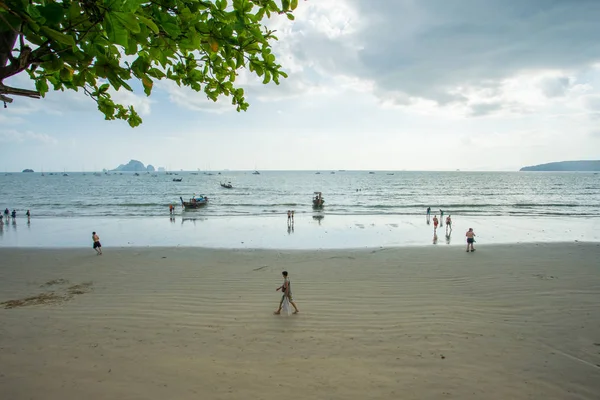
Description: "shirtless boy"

(92, 231), (102, 255)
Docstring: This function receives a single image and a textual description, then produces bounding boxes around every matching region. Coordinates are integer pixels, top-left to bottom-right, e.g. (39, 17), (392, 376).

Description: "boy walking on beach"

(92, 231), (102, 255)
(466, 228), (476, 252)
(275, 271), (299, 315)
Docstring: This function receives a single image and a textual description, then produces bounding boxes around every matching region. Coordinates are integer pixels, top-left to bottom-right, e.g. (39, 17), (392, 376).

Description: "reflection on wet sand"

(312, 215), (324, 226)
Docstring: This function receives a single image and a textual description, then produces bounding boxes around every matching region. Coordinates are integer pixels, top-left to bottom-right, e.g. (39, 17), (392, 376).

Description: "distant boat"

(252, 170), (260, 175)
(173, 178), (183, 182)
(220, 182), (233, 189)
(134, 173), (140, 176)
(330, 172), (335, 174)
(190, 172), (198, 175)
(387, 173), (394, 175)
(315, 172), (321, 175)
(63, 173), (68, 176)
(369, 172), (375, 174)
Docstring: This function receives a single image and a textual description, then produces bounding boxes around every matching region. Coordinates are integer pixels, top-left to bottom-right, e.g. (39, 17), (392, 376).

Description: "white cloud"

(110, 88), (153, 116)
(158, 80), (235, 113)
(0, 129), (58, 144)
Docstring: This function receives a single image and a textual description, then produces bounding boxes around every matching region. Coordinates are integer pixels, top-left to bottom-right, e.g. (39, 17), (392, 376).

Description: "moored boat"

(220, 182), (233, 189)
(312, 191), (325, 208)
(180, 195), (208, 209)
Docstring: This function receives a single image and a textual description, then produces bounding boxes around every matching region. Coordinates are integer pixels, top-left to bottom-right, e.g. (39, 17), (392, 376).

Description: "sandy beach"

(1, 243), (599, 399)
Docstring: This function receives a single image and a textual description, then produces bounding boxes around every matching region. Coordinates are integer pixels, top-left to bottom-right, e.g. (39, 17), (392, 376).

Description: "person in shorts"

(92, 231), (102, 255)
(274, 271), (299, 315)
(466, 228), (476, 252)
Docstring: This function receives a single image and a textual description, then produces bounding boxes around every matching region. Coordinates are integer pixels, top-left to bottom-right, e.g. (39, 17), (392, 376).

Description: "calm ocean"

(1, 171), (599, 219)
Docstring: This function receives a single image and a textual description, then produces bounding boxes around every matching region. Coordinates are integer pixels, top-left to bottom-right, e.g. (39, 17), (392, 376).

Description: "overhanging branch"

(0, 83), (41, 103)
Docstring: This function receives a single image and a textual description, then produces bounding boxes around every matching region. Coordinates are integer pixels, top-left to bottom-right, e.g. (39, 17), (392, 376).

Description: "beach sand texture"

(1, 244), (599, 399)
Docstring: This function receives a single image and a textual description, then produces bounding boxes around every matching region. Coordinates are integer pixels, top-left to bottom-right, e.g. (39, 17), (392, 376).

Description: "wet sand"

(1, 214), (598, 248)
(0, 243), (599, 399)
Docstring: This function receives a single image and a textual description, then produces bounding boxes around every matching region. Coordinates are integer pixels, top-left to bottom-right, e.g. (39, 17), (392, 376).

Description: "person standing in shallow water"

(274, 271), (299, 315)
(466, 228), (476, 252)
(92, 231), (102, 255)
(433, 215), (439, 230)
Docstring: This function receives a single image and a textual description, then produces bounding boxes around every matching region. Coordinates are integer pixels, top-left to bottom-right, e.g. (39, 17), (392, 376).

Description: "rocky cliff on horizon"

(112, 160), (148, 172)
(520, 160), (600, 171)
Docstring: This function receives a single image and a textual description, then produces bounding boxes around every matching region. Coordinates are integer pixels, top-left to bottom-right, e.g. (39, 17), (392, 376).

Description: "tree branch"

(0, 83), (40, 99)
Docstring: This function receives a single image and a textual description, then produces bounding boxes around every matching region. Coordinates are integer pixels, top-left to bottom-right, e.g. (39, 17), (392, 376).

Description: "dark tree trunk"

(0, 30), (18, 76)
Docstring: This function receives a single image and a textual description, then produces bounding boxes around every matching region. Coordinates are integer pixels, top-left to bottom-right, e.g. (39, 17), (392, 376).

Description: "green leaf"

(99, 84), (110, 94)
(287, 13), (295, 21)
(282, 0), (290, 11)
(161, 22), (181, 37)
(40, 3), (64, 25)
(105, 15), (129, 48)
(216, 0), (227, 11)
(142, 75), (153, 95)
(291, 0), (299, 10)
(113, 12), (141, 34)
(60, 68), (73, 81)
(41, 27), (76, 47)
(136, 15), (159, 34)
(262, 71), (271, 84)
(35, 78), (49, 96)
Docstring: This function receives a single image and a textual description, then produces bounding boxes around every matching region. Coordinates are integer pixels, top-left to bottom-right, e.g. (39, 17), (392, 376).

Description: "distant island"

(520, 160), (600, 171)
(112, 160), (156, 172)
(22, 169), (34, 173)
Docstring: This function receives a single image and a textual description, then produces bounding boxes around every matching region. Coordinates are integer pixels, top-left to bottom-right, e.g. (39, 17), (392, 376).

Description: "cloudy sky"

(2, 0), (600, 172)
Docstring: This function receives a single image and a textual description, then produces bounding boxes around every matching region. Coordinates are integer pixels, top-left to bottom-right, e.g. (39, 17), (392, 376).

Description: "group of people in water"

(426, 207), (451, 231)
(426, 207), (476, 251)
(1, 208), (30, 225)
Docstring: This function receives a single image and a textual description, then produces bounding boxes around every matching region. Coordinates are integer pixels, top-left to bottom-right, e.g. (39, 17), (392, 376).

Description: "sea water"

(1, 171), (599, 218)
(1, 171), (599, 248)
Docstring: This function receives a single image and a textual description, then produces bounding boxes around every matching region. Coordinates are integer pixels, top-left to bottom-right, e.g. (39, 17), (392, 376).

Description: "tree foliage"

(0, 0), (298, 126)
